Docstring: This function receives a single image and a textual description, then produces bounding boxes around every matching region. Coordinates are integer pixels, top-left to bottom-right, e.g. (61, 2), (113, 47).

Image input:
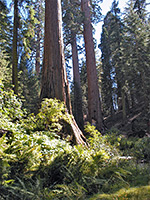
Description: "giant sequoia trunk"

(81, 0), (104, 132)
(71, 35), (84, 130)
(41, 0), (86, 145)
(12, 0), (18, 94)
(41, 0), (71, 113)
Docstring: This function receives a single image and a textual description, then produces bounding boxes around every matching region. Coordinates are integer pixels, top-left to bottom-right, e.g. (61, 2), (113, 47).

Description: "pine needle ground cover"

(0, 83), (150, 200)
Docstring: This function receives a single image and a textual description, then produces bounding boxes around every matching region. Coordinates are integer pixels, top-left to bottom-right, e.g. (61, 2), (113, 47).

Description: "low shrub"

(0, 84), (150, 199)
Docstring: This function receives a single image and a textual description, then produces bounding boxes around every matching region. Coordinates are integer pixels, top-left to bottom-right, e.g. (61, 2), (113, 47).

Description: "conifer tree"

(12, 0), (35, 94)
(81, 0), (104, 131)
(0, 0), (11, 52)
(0, 0), (12, 86)
(11, 0), (44, 111)
(100, 11), (116, 117)
(133, 0), (146, 19)
(71, 35), (84, 130)
(119, 0), (150, 129)
(34, 0), (44, 76)
(41, 0), (86, 145)
(100, 0), (130, 121)
(12, 0), (18, 94)
(62, 0), (84, 130)
(121, 1), (146, 106)
(110, 0), (128, 119)
(40, 0), (71, 113)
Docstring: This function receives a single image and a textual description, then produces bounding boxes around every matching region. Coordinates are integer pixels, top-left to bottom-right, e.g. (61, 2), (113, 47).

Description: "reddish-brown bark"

(81, 0), (104, 131)
(40, 0), (87, 145)
(41, 0), (71, 113)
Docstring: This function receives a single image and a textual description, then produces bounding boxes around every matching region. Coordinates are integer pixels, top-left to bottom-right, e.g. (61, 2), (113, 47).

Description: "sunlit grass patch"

(90, 185), (150, 200)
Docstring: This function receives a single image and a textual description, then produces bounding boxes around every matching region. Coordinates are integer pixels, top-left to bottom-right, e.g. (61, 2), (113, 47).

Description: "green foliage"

(0, 0), (12, 52)
(18, 67), (40, 114)
(36, 98), (71, 131)
(133, 137), (150, 161)
(100, 0), (150, 125)
(105, 128), (122, 148)
(85, 123), (119, 157)
(100, 3), (122, 116)
(0, 85), (150, 199)
(90, 185), (150, 200)
(0, 52), (11, 87)
(1, 0), (150, 199)
(104, 128), (150, 163)
(0, 136), (13, 185)
(119, 136), (150, 162)
(62, 0), (84, 44)
(0, 82), (25, 123)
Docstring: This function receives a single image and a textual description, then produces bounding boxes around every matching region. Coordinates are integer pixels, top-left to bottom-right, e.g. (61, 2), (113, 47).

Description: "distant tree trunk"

(108, 72), (115, 116)
(41, 0), (86, 145)
(12, 0), (18, 94)
(81, 0), (104, 131)
(147, 119), (150, 135)
(121, 89), (126, 123)
(35, 23), (41, 76)
(35, 0), (42, 76)
(71, 34), (84, 130)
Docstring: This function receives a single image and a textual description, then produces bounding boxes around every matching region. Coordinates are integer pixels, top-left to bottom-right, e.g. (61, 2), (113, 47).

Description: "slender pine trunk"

(35, 24), (41, 76)
(121, 89), (126, 123)
(71, 35), (84, 130)
(12, 0), (18, 94)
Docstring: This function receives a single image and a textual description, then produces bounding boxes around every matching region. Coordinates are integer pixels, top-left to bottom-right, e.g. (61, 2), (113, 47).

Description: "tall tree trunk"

(81, 0), (104, 131)
(12, 0), (18, 94)
(41, 0), (71, 113)
(35, 24), (41, 76)
(35, 0), (42, 76)
(71, 34), (84, 130)
(108, 72), (115, 116)
(121, 88), (126, 123)
(40, 0), (86, 145)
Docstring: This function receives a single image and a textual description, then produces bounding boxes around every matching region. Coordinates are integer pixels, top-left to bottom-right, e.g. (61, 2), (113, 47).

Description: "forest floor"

(104, 104), (149, 138)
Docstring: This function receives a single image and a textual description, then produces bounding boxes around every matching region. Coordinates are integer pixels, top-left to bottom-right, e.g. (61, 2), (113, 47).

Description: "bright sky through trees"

(94, 0), (127, 45)
(6, 0), (150, 55)
(94, 0), (150, 51)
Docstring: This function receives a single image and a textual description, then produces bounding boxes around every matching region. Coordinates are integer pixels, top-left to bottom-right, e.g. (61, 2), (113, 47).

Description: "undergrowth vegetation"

(0, 82), (150, 199)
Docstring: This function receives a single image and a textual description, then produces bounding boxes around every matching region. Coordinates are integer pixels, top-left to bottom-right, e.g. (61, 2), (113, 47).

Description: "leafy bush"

(35, 98), (71, 134)
(117, 135), (150, 162)
(0, 82), (25, 122)
(0, 85), (150, 199)
(85, 123), (119, 158)
(0, 52), (11, 88)
(133, 137), (150, 162)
